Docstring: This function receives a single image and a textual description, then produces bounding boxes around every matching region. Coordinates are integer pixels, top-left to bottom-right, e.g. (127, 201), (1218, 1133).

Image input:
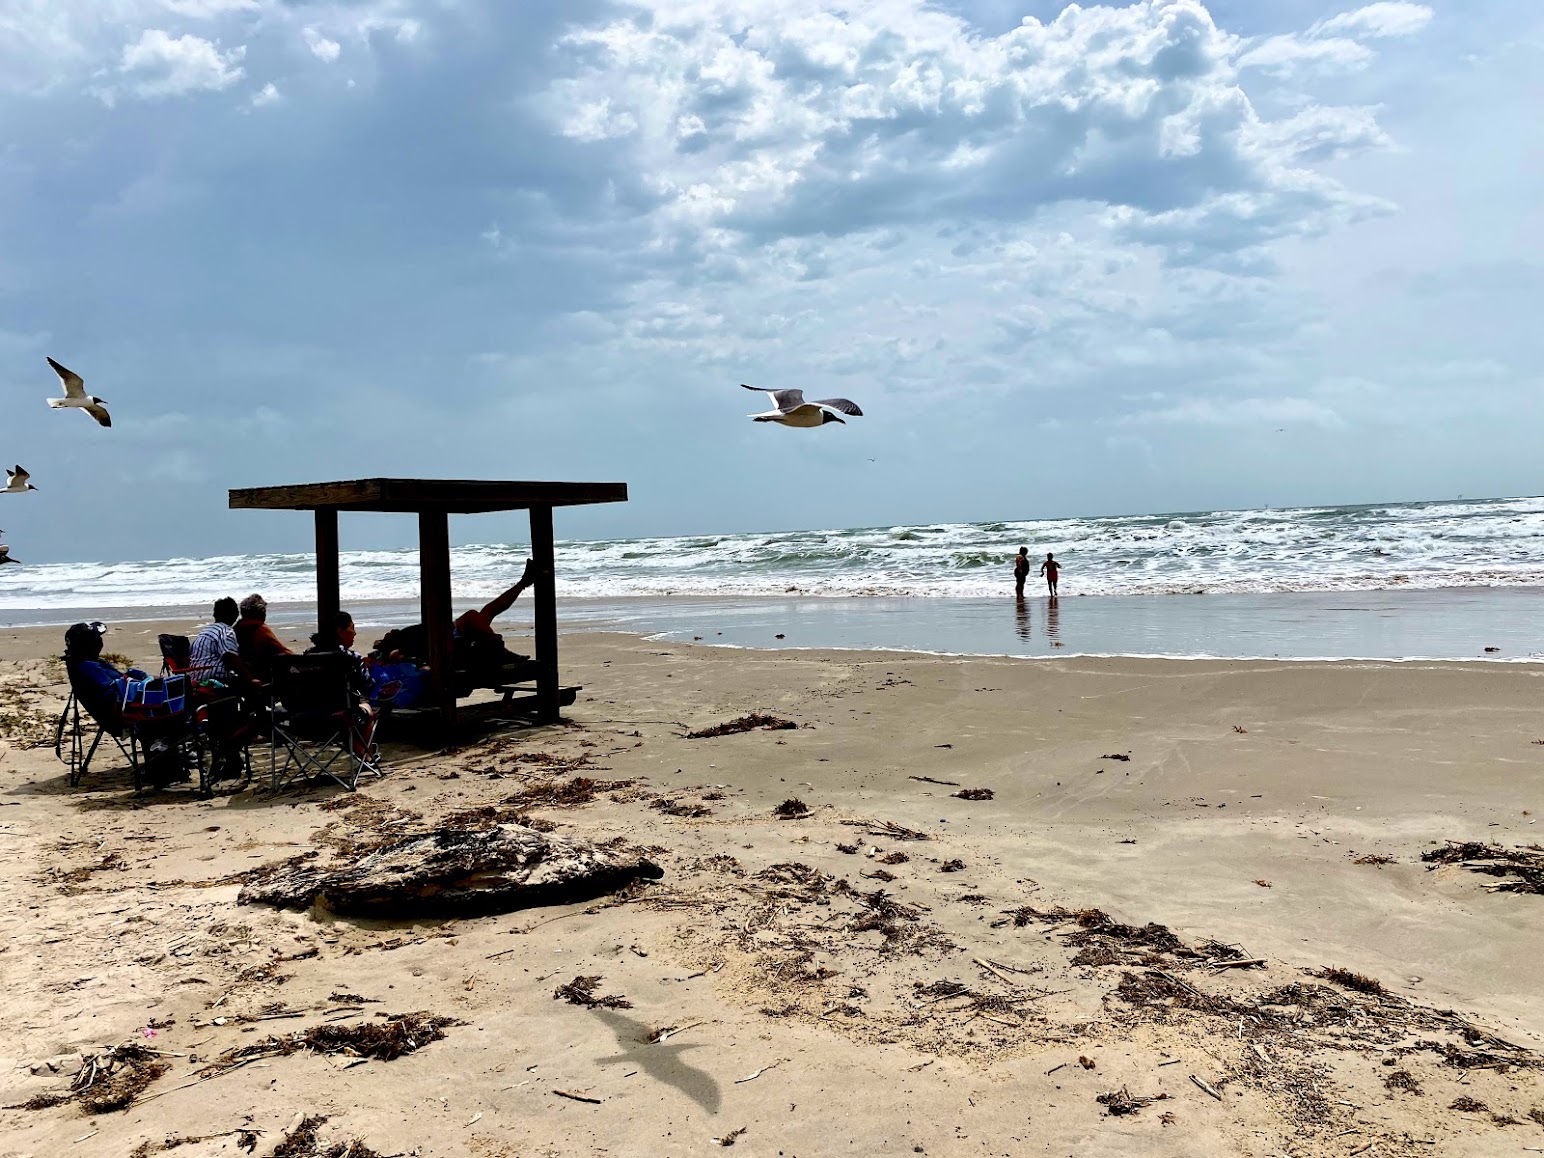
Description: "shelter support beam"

(315, 509), (340, 641)
(418, 510), (456, 728)
(529, 504), (559, 723)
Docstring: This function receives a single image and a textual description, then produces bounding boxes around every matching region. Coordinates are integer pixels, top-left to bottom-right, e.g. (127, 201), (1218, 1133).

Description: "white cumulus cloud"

(119, 29), (245, 98)
(303, 26), (342, 62)
(547, 0), (1401, 273)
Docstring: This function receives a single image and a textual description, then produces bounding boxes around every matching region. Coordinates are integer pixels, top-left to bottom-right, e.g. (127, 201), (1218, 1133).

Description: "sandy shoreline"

(0, 622), (1541, 1156)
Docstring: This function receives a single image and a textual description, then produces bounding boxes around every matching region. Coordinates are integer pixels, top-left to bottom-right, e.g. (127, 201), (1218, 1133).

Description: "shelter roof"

(228, 478), (628, 515)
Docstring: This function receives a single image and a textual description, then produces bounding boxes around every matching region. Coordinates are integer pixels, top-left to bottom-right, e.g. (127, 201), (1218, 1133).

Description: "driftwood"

(239, 823), (663, 918)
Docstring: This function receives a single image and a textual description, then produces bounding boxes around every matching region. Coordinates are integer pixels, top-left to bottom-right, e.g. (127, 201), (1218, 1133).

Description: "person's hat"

(64, 621), (107, 652)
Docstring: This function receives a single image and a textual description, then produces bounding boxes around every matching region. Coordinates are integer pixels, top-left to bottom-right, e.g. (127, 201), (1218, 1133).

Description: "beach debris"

(1100, 753), (1131, 762)
(237, 823), (663, 918)
(1097, 1086), (1171, 1115)
(951, 788), (994, 801)
(1449, 1095), (1488, 1111)
(501, 775), (632, 810)
(908, 775), (961, 786)
(863, 868), (896, 881)
(554, 976), (632, 1010)
(1233, 725), (1248, 733)
(835, 842), (859, 854)
(652, 797), (713, 818)
(1159, 1111), (1177, 1126)
(1190, 1074), (1224, 1101)
(734, 1059), (786, 1083)
(1315, 967), (1386, 996)
(1079, 1055), (1096, 1069)
(553, 1089), (602, 1104)
(687, 714), (798, 739)
(648, 1021), (707, 1043)
(1353, 853), (1395, 866)
(1384, 1069), (1423, 1095)
(841, 819), (931, 841)
(1420, 840), (1543, 894)
(939, 859), (966, 872)
(773, 798), (811, 819)
(711, 1126), (748, 1147)
(202, 1012), (459, 1073)
(1253, 879), (1272, 888)
(879, 851), (909, 865)
(22, 1044), (167, 1114)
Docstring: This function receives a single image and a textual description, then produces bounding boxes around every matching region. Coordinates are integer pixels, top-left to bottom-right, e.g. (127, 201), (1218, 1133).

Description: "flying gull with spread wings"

(46, 358), (112, 428)
(3, 465), (37, 495)
(742, 383), (863, 428)
(0, 544), (17, 566)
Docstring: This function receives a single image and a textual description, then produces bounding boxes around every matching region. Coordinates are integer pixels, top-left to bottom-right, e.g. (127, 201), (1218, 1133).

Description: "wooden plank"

(230, 479), (627, 512)
(529, 504), (560, 724)
(418, 510), (456, 730)
(314, 509), (340, 642)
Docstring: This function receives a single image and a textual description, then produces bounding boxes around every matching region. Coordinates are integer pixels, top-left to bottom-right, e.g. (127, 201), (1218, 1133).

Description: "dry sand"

(0, 619), (1541, 1157)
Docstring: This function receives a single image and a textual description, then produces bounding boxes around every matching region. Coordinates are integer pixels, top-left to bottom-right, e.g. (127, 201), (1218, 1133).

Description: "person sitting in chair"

(235, 593), (293, 683)
(63, 621), (186, 784)
(190, 598), (257, 687)
(305, 610), (378, 758)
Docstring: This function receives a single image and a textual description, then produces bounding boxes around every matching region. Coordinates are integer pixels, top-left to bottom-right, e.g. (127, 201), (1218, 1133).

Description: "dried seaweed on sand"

(24, 1044), (167, 1114)
(1097, 1086), (1171, 1115)
(1420, 840), (1543, 894)
(773, 798), (811, 819)
(205, 1012), (459, 1073)
(951, 788), (995, 800)
(687, 714), (797, 739)
(502, 777), (634, 810)
(554, 975), (633, 1009)
(270, 1115), (383, 1158)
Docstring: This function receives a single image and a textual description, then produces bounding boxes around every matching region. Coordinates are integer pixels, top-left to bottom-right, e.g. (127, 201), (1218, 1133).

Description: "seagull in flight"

(0, 544), (17, 566)
(46, 358), (112, 427)
(742, 384), (863, 428)
(3, 465), (36, 494)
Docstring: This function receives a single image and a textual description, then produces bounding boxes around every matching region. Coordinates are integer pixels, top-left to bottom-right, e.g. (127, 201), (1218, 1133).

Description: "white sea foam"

(3, 496), (1544, 610)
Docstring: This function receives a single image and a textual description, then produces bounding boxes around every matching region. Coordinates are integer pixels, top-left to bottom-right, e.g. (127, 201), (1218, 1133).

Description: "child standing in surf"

(1040, 552), (1060, 596)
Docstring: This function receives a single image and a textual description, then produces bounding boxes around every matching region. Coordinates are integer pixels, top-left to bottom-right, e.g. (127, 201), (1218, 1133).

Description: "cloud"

(303, 26), (342, 62)
(1312, 3), (1434, 40)
(248, 80), (280, 107)
(119, 29), (245, 98)
(1239, 2), (1431, 75)
(545, 0), (1401, 275)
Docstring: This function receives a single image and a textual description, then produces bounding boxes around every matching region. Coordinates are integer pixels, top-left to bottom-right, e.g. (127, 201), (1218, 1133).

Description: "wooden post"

(529, 504), (559, 723)
(419, 510), (456, 729)
(314, 508), (340, 642)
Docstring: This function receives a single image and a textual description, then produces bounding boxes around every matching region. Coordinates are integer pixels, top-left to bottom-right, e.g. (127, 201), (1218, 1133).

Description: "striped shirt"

(189, 621), (239, 681)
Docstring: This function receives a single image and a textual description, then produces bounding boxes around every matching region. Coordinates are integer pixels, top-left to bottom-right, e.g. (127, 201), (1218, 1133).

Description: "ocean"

(3, 496), (1543, 661)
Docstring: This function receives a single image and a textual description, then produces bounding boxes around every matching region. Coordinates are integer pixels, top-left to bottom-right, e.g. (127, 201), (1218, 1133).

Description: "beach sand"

(0, 621), (1540, 1157)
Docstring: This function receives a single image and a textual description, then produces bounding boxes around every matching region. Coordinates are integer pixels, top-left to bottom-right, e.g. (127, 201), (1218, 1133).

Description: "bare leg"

(475, 558), (538, 624)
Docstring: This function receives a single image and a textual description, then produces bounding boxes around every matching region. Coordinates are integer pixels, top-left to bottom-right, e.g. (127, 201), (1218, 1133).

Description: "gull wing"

(741, 383), (805, 411)
(47, 357), (86, 399)
(8, 465), (29, 487)
(813, 398), (863, 417)
(84, 402), (112, 428)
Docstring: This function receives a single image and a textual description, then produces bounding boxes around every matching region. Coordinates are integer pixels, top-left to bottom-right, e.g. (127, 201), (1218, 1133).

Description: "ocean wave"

(4, 496), (1544, 609)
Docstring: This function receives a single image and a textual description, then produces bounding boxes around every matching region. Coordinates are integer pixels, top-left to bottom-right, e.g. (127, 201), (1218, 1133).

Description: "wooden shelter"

(229, 478), (627, 728)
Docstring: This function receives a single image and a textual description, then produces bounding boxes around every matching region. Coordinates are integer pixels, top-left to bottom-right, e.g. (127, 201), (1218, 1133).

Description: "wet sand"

(0, 622), (1541, 1157)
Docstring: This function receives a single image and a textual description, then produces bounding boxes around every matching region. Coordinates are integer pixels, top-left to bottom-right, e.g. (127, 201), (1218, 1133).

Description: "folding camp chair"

(55, 667), (196, 791)
(267, 652), (384, 792)
(159, 634), (193, 677)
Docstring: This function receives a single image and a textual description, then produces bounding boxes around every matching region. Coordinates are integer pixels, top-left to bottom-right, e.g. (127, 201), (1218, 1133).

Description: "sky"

(0, 0), (1540, 564)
